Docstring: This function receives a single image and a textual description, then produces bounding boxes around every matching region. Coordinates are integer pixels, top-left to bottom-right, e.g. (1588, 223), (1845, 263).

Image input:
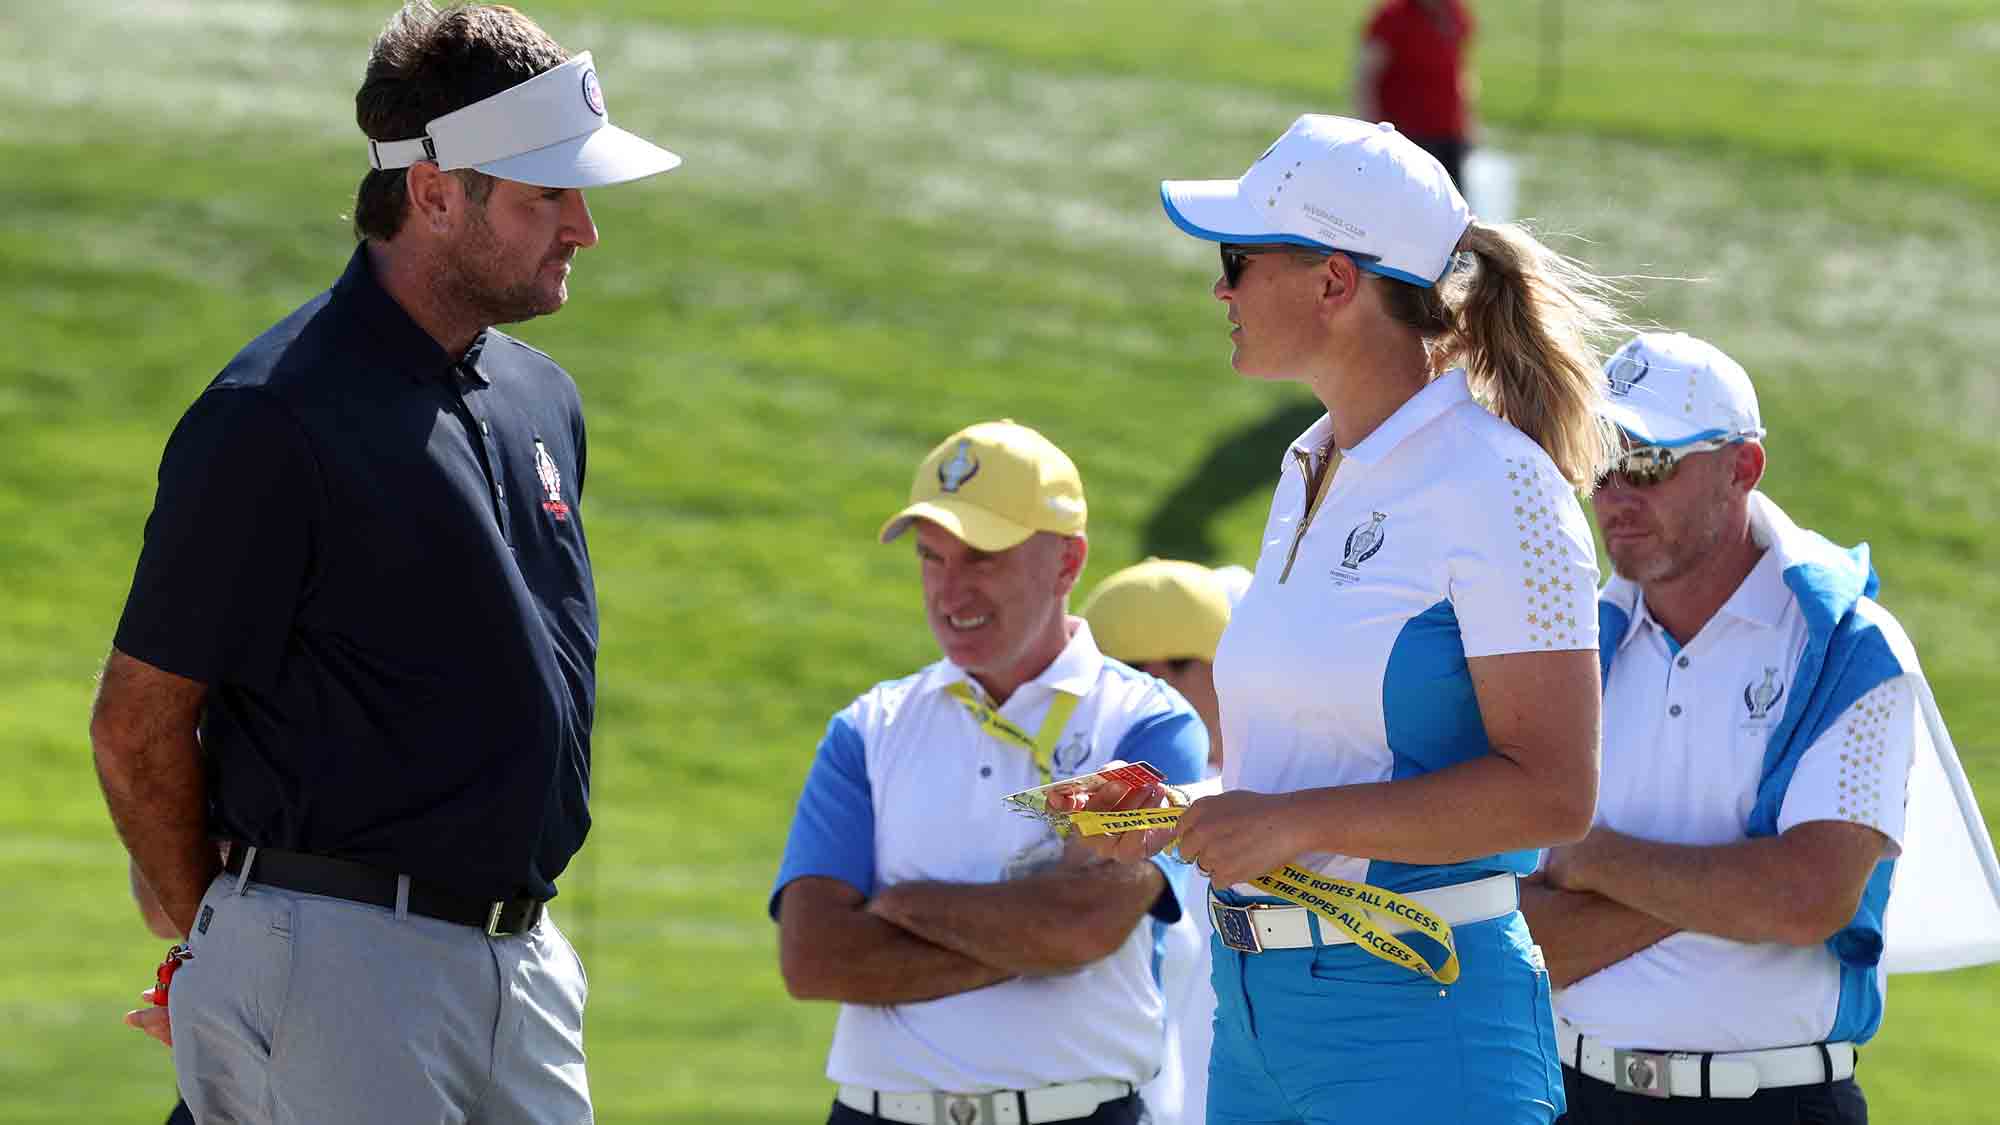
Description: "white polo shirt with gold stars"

(1213, 368), (1601, 896)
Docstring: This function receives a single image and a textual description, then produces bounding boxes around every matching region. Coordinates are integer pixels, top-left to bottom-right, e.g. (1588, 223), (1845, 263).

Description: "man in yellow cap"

(1082, 558), (1242, 1125)
(771, 420), (1209, 1125)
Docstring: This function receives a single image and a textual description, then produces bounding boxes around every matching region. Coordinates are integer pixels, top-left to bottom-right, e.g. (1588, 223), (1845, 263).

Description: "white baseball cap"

(1600, 332), (1766, 448)
(1161, 114), (1470, 287)
(366, 52), (681, 189)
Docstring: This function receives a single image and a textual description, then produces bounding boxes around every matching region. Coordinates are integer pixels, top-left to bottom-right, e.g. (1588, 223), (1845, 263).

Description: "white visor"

(366, 52), (680, 188)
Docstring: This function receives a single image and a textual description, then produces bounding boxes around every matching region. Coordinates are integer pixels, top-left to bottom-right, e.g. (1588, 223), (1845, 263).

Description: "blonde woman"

(1069, 115), (1622, 1124)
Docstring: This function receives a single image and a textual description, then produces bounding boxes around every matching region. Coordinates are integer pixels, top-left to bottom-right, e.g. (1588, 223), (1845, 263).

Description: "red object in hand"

(152, 944), (192, 1006)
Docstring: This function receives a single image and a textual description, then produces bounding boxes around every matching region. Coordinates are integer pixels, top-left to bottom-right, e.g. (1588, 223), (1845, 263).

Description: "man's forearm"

(1556, 826), (1873, 946)
(870, 860), (1164, 977)
(95, 733), (216, 937)
(779, 878), (1014, 1005)
(797, 911), (1014, 1004)
(91, 654), (217, 937)
(129, 857), (184, 940)
(1519, 880), (1677, 988)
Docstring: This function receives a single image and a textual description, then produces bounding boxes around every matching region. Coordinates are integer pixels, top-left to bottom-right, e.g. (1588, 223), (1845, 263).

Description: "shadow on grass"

(1141, 399), (1322, 562)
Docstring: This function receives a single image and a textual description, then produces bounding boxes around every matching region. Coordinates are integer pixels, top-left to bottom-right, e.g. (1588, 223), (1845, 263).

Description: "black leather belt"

(223, 846), (546, 937)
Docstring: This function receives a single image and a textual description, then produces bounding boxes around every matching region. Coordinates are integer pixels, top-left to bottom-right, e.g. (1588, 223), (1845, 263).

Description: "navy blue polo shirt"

(115, 244), (596, 902)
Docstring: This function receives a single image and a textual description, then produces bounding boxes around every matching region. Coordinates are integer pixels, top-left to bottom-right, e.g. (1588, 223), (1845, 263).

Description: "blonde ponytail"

(1379, 220), (1628, 492)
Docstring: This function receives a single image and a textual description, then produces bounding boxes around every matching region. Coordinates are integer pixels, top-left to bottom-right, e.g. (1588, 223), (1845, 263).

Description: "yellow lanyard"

(1066, 805), (1462, 984)
(1279, 444), (1342, 584)
(945, 682), (1083, 786)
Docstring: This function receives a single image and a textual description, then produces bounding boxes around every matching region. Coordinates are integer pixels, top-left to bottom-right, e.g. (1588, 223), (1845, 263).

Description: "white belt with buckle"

(1208, 873), (1518, 953)
(1557, 1018), (1856, 1099)
(835, 1079), (1133, 1124)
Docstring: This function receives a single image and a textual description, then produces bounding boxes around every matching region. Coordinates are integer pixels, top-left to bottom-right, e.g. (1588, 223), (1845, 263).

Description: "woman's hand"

(1046, 775), (1181, 863)
(1174, 790), (1314, 888)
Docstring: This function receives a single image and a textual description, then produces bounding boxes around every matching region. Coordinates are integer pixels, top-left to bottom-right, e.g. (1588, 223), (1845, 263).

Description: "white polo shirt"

(1143, 769), (1221, 1125)
(771, 620), (1209, 1092)
(1214, 370), (1600, 894)
(1555, 533), (1918, 1052)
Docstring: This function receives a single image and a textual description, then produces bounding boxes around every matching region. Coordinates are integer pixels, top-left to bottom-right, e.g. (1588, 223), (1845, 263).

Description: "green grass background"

(2, 1), (1997, 1120)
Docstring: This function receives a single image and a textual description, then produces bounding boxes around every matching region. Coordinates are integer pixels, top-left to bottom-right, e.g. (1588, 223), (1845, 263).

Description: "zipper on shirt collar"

(1280, 442), (1341, 584)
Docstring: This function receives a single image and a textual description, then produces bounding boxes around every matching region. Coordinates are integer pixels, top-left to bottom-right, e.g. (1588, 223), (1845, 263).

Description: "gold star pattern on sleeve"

(1510, 457), (1582, 648)
(1834, 681), (1905, 829)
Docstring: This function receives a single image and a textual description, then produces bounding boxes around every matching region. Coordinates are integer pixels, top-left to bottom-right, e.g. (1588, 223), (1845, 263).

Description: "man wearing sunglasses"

(1520, 332), (1919, 1123)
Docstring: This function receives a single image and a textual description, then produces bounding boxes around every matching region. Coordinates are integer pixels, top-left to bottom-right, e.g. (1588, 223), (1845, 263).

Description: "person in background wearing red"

(1354, 0), (1476, 186)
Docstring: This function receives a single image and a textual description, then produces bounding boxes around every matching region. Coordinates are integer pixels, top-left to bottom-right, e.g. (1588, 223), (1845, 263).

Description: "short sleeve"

(1778, 676), (1917, 851)
(769, 713), (877, 919)
(1447, 453), (1599, 657)
(113, 387), (317, 691)
(1113, 692), (1210, 923)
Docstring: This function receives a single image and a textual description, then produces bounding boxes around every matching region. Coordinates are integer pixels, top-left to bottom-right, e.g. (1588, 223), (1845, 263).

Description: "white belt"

(1208, 873), (1518, 953)
(1557, 1018), (1856, 1099)
(836, 1079), (1133, 1124)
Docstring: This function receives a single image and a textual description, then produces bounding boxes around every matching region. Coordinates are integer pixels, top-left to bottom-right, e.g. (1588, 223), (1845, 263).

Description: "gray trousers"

(170, 871), (591, 1124)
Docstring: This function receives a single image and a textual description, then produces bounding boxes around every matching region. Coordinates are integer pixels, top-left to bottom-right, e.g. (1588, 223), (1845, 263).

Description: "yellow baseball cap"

(1080, 558), (1233, 664)
(879, 420), (1087, 551)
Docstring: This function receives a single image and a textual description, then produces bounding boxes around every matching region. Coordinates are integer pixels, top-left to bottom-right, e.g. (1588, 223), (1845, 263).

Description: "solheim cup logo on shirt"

(1607, 352), (1650, 398)
(534, 439), (570, 522)
(1342, 512), (1388, 569)
(1050, 733), (1092, 777)
(937, 439), (980, 492)
(1744, 666), (1785, 721)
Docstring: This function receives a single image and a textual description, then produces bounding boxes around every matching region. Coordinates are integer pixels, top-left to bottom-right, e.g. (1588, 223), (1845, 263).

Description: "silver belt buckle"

(933, 1092), (995, 1124)
(485, 901), (511, 937)
(1210, 900), (1264, 954)
(1614, 1050), (1671, 1098)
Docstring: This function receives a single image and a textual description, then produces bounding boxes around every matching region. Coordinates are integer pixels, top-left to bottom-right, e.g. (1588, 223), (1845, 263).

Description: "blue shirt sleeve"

(769, 713), (876, 921)
(1112, 693), (1210, 924)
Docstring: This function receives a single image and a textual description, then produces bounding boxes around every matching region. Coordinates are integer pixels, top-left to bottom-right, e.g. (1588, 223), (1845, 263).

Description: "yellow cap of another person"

(1080, 558), (1232, 664)
(879, 420), (1087, 552)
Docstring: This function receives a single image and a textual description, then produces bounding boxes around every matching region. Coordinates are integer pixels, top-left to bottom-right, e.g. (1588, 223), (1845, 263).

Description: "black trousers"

(1557, 1064), (1867, 1124)
(827, 1091), (1143, 1125)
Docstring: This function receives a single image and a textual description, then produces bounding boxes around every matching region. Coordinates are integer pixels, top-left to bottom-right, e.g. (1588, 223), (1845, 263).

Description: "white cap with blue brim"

(1161, 114), (1470, 287)
(1600, 332), (1767, 448)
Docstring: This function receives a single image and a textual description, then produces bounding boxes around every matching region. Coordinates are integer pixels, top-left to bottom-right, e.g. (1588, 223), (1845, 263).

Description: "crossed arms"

(776, 846), (1169, 1005)
(1522, 819), (1893, 988)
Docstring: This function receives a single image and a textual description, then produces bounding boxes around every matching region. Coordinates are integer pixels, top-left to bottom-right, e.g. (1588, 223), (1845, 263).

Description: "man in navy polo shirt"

(89, 4), (680, 1120)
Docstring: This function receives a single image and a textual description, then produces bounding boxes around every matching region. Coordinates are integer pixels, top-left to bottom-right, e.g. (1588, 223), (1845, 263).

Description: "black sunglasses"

(1220, 243), (1333, 288)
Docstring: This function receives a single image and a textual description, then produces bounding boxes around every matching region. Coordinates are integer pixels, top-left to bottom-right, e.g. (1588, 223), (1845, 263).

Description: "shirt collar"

(1283, 369), (1471, 469)
(920, 616), (1105, 703)
(1617, 542), (1789, 653)
(1714, 543), (1788, 628)
(331, 243), (491, 384)
(1617, 593), (1664, 653)
(1344, 368), (1472, 465)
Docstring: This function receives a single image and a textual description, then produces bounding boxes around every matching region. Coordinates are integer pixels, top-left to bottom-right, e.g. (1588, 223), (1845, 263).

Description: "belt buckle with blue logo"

(1210, 900), (1264, 954)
